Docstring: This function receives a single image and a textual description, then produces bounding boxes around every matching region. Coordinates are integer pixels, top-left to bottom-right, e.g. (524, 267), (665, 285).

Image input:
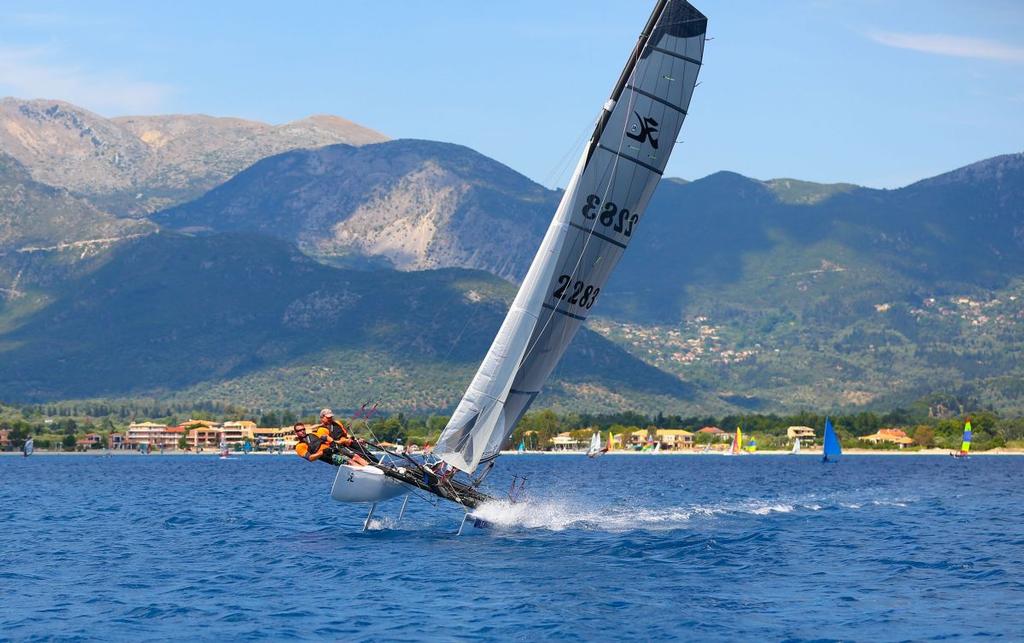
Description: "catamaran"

(791, 438), (801, 455)
(952, 419), (972, 459)
(586, 431), (609, 458)
(822, 417), (841, 463)
(328, 0), (708, 530)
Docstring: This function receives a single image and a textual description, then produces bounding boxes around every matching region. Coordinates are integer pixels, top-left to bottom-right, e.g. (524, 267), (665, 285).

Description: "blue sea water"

(2, 453), (1023, 641)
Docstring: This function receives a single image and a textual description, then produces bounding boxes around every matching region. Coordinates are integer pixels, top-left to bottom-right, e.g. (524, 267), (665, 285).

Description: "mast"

(434, 0), (708, 473)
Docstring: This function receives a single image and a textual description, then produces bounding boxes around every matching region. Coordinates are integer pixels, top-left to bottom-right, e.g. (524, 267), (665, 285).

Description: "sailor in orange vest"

(291, 422), (366, 467)
(315, 408), (350, 442)
(292, 423), (337, 464)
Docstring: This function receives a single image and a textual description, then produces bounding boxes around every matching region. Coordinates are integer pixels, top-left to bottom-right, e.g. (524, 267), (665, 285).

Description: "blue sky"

(1, 1), (1022, 188)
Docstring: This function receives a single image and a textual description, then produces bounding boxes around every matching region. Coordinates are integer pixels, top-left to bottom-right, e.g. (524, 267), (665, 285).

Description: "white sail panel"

(436, 0), (707, 473)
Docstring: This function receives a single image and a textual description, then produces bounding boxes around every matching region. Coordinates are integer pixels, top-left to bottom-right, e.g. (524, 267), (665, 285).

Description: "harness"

(297, 433), (336, 464)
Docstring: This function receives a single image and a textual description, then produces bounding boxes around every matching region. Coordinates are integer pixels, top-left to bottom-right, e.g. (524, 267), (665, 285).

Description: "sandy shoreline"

(6, 448), (1021, 457)
(499, 449), (1024, 456)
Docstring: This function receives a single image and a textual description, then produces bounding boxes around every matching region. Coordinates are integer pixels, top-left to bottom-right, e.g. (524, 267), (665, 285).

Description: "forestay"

(435, 0), (708, 473)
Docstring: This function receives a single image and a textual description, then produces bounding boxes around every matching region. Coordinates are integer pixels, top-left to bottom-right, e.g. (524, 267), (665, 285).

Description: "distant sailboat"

(517, 438), (526, 453)
(587, 431), (608, 458)
(791, 438), (801, 455)
(22, 436), (33, 457)
(219, 438), (230, 460)
(725, 427), (743, 455)
(606, 432), (615, 453)
(952, 420), (972, 459)
(822, 417), (841, 463)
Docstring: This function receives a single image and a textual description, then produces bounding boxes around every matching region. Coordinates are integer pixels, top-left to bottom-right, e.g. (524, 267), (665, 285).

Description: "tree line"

(3, 400), (1023, 452)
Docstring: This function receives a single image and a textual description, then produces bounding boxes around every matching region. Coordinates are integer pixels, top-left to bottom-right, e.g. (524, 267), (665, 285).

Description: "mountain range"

(1, 97), (1021, 415)
(0, 98), (387, 217)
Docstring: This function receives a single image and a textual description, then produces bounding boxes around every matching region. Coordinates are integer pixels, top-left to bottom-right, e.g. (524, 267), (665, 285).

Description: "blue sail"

(823, 417), (841, 463)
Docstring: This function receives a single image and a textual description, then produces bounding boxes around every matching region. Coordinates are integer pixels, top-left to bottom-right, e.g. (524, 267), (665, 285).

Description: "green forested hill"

(597, 154), (1024, 411)
(0, 232), (712, 413)
(156, 144), (1024, 412)
(1, 118), (1022, 414)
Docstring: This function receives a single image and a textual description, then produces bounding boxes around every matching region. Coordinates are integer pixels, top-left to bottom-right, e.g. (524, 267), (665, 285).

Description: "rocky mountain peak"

(0, 97), (389, 216)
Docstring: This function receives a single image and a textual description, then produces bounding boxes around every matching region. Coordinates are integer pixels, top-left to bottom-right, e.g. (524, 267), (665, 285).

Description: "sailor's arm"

(320, 429), (354, 448)
(308, 443), (331, 462)
(294, 442), (328, 462)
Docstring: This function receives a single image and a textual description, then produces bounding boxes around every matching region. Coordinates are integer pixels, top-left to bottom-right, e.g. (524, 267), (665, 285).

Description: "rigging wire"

(541, 121), (594, 191)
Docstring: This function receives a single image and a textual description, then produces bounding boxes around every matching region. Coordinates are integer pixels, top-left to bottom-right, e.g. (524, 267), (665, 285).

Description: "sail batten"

(435, 0), (707, 473)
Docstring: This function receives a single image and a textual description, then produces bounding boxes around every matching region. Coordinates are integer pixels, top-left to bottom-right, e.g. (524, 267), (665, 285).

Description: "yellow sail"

(733, 427), (742, 454)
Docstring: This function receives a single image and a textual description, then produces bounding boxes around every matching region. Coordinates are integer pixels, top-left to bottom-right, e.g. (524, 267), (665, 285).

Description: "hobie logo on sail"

(626, 111), (659, 149)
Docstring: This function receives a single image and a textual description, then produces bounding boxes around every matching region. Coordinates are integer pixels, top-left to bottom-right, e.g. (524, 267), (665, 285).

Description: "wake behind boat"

(328, 0), (708, 529)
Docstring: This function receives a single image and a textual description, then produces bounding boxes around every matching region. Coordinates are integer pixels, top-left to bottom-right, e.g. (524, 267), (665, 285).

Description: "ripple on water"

(4, 454), (1024, 640)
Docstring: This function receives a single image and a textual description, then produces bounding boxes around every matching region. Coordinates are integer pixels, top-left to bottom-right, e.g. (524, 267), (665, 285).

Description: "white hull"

(330, 464), (411, 503)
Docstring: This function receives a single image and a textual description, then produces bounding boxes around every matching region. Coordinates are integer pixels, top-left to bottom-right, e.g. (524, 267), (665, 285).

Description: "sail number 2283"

(552, 275), (600, 309)
(581, 194), (638, 237)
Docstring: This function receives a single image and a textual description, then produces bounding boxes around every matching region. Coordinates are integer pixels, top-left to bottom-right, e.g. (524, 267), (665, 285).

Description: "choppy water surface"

(3, 454), (1023, 640)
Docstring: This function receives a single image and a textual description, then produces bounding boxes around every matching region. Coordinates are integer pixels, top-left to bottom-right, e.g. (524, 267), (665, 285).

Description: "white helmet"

(320, 408), (334, 419)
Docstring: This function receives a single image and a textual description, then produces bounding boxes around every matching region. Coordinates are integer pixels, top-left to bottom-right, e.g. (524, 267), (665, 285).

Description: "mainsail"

(823, 417), (841, 463)
(434, 0), (708, 473)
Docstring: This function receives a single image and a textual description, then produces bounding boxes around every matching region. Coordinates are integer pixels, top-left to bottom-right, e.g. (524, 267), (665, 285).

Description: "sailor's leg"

(397, 494), (410, 523)
(339, 446), (369, 466)
(362, 503), (377, 532)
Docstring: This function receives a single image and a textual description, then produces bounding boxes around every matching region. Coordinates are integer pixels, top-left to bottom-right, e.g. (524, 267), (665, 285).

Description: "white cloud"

(0, 45), (172, 115)
(867, 30), (1024, 63)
